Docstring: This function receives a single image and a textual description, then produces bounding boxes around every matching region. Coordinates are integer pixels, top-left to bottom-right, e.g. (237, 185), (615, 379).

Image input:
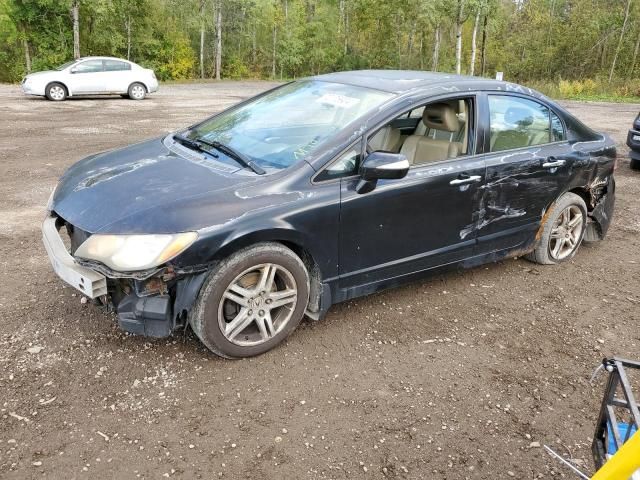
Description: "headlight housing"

(75, 232), (198, 271)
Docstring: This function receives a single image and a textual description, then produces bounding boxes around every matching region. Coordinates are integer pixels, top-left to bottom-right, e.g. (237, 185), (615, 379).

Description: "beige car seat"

(401, 103), (463, 165)
(369, 126), (402, 153)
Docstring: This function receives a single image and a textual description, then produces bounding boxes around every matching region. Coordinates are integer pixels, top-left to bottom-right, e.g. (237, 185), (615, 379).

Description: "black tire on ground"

(45, 82), (67, 101)
(127, 82), (146, 100)
(526, 192), (588, 265)
(190, 242), (310, 358)
(631, 157), (640, 170)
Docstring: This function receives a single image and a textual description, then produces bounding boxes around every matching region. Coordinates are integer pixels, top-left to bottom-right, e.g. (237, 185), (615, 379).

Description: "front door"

(68, 59), (105, 94)
(337, 95), (484, 295)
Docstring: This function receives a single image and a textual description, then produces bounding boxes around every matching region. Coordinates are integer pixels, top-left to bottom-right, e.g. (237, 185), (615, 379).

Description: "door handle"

(450, 175), (482, 186)
(542, 157), (566, 168)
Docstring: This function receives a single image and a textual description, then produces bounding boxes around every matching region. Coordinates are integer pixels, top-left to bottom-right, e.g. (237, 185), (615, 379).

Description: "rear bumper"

(42, 216), (107, 298)
(585, 176), (615, 242)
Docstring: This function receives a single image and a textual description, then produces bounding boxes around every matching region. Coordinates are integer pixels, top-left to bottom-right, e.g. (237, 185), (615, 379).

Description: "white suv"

(21, 56), (159, 101)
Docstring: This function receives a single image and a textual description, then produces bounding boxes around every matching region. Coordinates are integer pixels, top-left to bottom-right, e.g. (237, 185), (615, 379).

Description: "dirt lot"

(0, 82), (639, 480)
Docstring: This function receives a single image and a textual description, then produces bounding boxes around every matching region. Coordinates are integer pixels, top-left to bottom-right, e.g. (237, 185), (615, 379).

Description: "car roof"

(310, 69), (545, 99)
(76, 56), (134, 63)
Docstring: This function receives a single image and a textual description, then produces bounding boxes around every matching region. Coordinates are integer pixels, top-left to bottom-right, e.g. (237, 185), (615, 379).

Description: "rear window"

(104, 60), (131, 71)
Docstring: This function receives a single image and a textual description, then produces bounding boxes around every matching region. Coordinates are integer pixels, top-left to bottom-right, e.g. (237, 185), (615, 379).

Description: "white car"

(21, 56), (159, 101)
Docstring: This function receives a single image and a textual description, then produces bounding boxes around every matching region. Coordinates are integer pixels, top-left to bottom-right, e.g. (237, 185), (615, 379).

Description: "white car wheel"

(128, 83), (146, 100)
(46, 83), (67, 101)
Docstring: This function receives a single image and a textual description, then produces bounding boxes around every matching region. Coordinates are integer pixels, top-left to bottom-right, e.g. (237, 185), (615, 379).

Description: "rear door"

(68, 59), (105, 94)
(476, 93), (579, 253)
(102, 60), (133, 93)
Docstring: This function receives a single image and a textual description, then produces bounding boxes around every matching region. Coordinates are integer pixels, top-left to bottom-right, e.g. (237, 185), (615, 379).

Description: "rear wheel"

(526, 192), (587, 265)
(45, 82), (67, 101)
(190, 243), (310, 358)
(128, 82), (146, 100)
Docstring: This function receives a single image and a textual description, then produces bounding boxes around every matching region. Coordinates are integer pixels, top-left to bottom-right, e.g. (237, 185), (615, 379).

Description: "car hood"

(51, 137), (270, 234)
(26, 70), (58, 79)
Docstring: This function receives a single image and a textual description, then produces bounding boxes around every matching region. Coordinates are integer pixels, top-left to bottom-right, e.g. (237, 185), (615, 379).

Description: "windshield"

(185, 80), (393, 170)
(56, 60), (77, 71)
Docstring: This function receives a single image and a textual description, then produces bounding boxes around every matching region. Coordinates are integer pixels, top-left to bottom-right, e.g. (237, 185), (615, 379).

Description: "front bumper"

(42, 215), (107, 298)
(43, 214), (207, 338)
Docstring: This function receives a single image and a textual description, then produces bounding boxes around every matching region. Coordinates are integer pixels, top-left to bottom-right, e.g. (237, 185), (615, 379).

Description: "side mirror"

(356, 151), (409, 194)
(70, 67), (78, 74)
(360, 151), (409, 180)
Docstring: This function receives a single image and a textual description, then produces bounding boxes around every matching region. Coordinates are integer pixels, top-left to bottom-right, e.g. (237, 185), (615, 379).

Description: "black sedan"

(626, 112), (640, 170)
(43, 70), (616, 358)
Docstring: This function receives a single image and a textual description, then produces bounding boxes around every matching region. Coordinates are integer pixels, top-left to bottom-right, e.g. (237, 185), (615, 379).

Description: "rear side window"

(104, 60), (131, 71)
(489, 95), (557, 152)
(73, 60), (104, 73)
(551, 111), (566, 142)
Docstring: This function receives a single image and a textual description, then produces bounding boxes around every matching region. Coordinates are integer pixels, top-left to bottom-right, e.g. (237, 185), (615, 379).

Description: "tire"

(190, 242), (310, 358)
(526, 192), (588, 265)
(631, 157), (640, 170)
(127, 82), (146, 100)
(45, 82), (67, 101)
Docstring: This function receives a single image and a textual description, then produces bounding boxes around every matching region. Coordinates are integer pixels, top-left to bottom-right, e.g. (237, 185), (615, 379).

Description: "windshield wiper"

(204, 139), (266, 175)
(173, 133), (218, 157)
(174, 133), (265, 175)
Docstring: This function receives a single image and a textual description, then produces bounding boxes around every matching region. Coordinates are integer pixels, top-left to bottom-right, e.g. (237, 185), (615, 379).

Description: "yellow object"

(592, 430), (640, 480)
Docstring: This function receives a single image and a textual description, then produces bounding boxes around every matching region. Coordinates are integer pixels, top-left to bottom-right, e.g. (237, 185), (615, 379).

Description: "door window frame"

(71, 59), (105, 74)
(313, 92), (482, 182)
(481, 92), (568, 155)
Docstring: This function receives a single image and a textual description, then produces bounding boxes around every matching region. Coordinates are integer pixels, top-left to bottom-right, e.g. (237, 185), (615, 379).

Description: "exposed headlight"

(75, 232), (198, 271)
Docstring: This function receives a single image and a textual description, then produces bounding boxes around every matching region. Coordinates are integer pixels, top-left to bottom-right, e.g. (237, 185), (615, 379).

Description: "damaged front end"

(43, 214), (208, 338)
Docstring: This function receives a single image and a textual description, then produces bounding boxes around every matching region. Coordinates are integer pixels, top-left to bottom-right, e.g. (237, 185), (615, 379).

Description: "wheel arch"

(210, 229), (326, 315)
(129, 80), (149, 92)
(45, 80), (69, 96)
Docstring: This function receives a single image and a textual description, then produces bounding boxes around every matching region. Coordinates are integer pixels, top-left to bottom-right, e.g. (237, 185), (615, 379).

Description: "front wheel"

(128, 82), (146, 100)
(190, 243), (310, 358)
(526, 192), (587, 265)
(45, 82), (67, 101)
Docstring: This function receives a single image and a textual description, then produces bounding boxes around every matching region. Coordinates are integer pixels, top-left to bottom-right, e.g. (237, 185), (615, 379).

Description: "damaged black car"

(43, 70), (616, 358)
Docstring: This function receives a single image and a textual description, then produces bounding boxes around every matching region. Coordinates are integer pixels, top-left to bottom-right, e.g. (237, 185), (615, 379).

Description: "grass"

(527, 78), (640, 103)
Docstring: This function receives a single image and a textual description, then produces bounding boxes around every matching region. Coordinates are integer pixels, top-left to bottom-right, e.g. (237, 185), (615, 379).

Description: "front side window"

(366, 97), (473, 167)
(489, 95), (556, 152)
(73, 60), (104, 73)
(185, 80), (393, 170)
(104, 60), (131, 71)
(316, 145), (360, 182)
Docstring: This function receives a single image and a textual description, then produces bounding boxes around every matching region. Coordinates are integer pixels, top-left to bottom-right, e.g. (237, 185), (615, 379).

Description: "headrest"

(504, 107), (534, 127)
(423, 103), (460, 132)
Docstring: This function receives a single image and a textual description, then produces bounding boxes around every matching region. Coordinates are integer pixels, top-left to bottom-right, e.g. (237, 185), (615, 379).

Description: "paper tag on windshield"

(316, 93), (360, 109)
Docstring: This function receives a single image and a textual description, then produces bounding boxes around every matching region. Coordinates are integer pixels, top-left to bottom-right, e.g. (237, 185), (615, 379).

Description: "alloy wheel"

(130, 84), (145, 100)
(218, 263), (298, 347)
(549, 205), (584, 260)
(49, 85), (65, 101)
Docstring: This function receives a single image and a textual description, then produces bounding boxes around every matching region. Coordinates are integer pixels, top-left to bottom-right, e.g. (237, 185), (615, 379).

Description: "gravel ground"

(0, 82), (639, 480)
